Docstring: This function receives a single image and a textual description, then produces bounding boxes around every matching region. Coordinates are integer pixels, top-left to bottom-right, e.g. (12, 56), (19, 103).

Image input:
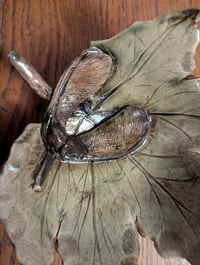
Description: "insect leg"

(8, 51), (52, 100)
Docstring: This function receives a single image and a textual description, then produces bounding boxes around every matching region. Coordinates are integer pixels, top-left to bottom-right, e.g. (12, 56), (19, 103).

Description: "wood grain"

(0, 1), (199, 265)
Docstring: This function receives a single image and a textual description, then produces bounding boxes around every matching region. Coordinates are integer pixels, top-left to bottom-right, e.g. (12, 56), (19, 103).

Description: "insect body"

(8, 48), (151, 190)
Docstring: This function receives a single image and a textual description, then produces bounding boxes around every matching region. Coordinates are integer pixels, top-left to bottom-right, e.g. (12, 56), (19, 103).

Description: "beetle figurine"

(8, 48), (151, 191)
(3, 8), (200, 265)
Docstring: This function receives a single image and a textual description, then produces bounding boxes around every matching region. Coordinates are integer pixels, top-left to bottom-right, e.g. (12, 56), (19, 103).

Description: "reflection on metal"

(8, 46), (151, 188)
(3, 8), (200, 265)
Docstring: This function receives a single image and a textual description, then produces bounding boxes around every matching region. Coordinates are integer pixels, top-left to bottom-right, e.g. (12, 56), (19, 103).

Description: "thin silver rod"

(8, 51), (52, 100)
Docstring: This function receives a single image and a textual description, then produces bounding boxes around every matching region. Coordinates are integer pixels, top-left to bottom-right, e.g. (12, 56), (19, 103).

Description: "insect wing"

(41, 48), (113, 153)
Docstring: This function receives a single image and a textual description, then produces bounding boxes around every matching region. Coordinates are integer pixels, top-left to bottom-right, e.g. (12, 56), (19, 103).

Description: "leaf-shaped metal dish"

(1, 8), (200, 265)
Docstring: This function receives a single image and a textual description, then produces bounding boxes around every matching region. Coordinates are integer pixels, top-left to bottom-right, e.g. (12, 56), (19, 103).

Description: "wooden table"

(0, 1), (199, 264)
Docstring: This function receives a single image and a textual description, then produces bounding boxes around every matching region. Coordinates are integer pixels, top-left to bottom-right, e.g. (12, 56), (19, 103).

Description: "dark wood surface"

(0, 1), (199, 264)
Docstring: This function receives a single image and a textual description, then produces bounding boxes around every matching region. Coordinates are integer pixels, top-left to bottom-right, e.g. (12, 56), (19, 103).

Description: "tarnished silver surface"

(8, 51), (52, 100)
(2, 8), (200, 265)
